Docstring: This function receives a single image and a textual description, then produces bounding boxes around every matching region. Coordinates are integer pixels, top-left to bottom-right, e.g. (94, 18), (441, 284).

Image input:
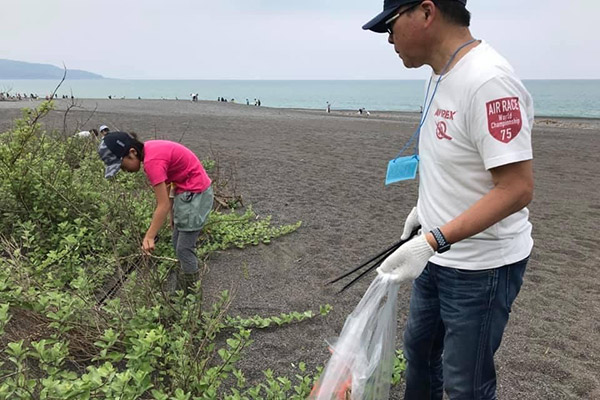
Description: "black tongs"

(327, 227), (420, 293)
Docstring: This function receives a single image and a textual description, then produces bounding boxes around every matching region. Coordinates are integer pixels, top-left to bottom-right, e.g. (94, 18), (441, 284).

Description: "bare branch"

(49, 63), (68, 100)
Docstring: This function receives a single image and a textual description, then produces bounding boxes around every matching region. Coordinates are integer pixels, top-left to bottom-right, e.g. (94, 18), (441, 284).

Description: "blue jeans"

(403, 258), (528, 400)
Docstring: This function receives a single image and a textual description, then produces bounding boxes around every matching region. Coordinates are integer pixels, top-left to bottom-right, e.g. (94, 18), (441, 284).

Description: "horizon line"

(2, 77), (598, 81)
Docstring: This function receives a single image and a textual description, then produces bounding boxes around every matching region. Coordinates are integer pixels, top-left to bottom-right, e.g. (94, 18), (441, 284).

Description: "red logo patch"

(486, 97), (522, 143)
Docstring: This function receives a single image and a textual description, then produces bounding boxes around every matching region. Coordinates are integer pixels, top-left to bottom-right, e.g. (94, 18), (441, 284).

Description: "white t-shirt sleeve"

(468, 76), (533, 170)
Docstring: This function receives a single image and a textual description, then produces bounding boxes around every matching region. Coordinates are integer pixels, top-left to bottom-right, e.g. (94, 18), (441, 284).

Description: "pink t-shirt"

(143, 140), (211, 193)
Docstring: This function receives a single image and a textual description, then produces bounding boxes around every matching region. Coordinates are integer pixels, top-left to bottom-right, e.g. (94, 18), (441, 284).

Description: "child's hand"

(142, 236), (155, 254)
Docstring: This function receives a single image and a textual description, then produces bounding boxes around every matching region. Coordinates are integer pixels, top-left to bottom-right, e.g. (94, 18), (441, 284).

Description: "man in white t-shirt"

(363, 1), (533, 399)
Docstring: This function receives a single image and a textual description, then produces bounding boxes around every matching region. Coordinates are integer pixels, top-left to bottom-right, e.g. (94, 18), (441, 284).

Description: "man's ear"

(421, 0), (435, 20)
(129, 148), (138, 158)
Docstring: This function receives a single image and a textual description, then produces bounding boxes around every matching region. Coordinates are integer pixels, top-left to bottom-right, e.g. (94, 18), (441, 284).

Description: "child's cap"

(98, 132), (134, 178)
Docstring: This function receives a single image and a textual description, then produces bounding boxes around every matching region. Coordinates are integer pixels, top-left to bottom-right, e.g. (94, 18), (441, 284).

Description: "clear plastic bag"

(311, 274), (400, 400)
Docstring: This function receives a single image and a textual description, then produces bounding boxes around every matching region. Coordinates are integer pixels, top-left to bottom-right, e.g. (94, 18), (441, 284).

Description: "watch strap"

(430, 227), (451, 253)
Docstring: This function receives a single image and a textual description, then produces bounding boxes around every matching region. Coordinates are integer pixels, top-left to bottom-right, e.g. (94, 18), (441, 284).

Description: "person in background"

(363, 0), (534, 399)
(99, 125), (110, 137)
(74, 128), (99, 138)
(74, 130), (90, 138)
(97, 132), (214, 294)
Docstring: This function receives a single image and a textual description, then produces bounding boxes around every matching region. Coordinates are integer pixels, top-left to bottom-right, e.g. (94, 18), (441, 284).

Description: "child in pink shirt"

(98, 131), (213, 293)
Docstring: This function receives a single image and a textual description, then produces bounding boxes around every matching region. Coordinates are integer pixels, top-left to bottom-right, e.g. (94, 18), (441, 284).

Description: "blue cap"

(97, 132), (134, 178)
(362, 0), (467, 33)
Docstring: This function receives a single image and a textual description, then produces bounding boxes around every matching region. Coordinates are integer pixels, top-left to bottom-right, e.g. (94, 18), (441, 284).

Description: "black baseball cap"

(97, 131), (134, 178)
(362, 0), (467, 33)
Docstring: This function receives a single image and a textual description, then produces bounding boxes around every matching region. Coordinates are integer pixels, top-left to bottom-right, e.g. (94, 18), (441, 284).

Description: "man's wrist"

(425, 232), (438, 251)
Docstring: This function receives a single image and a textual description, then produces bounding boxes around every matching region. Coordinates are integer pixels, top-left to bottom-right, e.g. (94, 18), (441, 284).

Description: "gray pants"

(171, 186), (213, 275)
(172, 228), (202, 274)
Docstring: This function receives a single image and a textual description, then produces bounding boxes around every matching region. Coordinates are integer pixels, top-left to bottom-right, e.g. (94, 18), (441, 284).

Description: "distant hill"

(0, 59), (104, 79)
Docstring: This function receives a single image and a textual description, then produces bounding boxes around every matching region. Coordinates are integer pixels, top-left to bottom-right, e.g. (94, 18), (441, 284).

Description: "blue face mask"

(384, 38), (477, 186)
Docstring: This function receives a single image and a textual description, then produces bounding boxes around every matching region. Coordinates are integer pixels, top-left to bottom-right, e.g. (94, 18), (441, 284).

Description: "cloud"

(0, 0), (598, 79)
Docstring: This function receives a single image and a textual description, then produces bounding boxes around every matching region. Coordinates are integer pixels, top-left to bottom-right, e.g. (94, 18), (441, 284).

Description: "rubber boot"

(164, 268), (181, 295)
(181, 271), (200, 296)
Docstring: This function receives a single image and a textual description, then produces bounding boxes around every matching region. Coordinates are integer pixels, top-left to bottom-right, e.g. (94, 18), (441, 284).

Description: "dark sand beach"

(1, 99), (599, 399)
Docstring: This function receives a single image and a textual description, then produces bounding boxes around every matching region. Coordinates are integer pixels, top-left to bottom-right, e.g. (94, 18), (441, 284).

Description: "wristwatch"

(430, 227), (451, 253)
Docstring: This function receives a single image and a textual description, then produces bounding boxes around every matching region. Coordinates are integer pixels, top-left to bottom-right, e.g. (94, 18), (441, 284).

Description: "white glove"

(401, 207), (420, 240)
(377, 235), (434, 282)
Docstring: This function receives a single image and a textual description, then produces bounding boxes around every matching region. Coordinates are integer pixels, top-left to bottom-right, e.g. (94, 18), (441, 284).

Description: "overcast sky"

(2, 0), (598, 80)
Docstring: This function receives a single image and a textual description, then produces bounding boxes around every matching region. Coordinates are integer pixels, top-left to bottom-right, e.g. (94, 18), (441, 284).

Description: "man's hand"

(401, 207), (420, 240)
(377, 235), (434, 282)
(142, 236), (155, 254)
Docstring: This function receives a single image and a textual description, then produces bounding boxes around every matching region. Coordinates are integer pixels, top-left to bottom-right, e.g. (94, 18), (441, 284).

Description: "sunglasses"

(385, 2), (422, 35)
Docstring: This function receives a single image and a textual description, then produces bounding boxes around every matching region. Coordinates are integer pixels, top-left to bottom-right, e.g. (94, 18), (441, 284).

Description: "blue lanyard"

(394, 38), (477, 158)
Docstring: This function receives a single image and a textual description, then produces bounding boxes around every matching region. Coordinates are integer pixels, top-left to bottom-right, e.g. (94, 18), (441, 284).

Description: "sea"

(1, 79), (599, 119)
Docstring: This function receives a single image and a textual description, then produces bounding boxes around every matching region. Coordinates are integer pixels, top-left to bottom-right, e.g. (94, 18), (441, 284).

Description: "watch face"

(437, 244), (451, 254)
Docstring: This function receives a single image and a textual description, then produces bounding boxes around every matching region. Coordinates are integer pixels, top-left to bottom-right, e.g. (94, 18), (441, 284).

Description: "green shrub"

(0, 102), (336, 399)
